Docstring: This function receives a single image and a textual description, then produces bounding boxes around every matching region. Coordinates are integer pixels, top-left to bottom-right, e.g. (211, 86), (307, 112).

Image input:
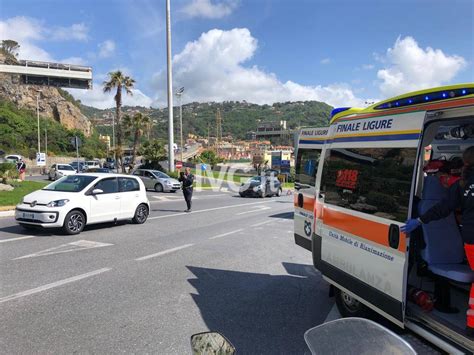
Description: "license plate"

(22, 212), (34, 219)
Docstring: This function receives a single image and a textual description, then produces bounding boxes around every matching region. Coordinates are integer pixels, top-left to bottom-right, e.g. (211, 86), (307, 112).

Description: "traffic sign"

(36, 152), (46, 166)
(70, 136), (82, 148)
(176, 161), (183, 169)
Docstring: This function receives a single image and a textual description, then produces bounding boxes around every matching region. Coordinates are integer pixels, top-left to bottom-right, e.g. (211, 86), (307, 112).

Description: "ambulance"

(294, 83), (474, 352)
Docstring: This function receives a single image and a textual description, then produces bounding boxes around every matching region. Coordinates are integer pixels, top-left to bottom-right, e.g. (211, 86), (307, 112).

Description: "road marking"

(0, 268), (111, 304)
(148, 200), (274, 220)
(209, 229), (244, 240)
(0, 236), (36, 243)
(149, 194), (229, 203)
(14, 240), (113, 260)
(135, 244), (194, 261)
(250, 220), (273, 227)
(236, 206), (271, 215)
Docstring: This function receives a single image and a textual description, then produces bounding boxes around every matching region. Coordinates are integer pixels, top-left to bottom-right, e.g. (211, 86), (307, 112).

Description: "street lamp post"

(44, 128), (48, 157)
(166, 0), (175, 172)
(176, 87), (184, 164)
(36, 92), (41, 154)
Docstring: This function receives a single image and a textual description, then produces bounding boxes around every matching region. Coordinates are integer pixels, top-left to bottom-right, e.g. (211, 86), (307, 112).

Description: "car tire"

(62, 210), (86, 235)
(132, 204), (149, 224)
(239, 192), (244, 197)
(335, 288), (372, 318)
(154, 183), (163, 192)
(276, 188), (282, 197)
(19, 223), (37, 231)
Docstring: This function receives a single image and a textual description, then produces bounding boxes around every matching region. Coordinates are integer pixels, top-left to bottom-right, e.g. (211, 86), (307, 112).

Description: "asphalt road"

(0, 188), (441, 354)
(0, 189), (334, 354)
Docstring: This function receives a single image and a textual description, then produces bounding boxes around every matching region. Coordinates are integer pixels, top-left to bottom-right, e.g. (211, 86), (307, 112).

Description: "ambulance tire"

(335, 288), (371, 318)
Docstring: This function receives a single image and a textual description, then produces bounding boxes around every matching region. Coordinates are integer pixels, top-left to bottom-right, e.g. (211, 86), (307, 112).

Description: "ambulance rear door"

(294, 127), (328, 251)
(314, 112), (425, 326)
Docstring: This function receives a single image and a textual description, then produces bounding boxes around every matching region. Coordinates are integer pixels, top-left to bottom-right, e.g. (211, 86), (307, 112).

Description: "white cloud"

(50, 23), (89, 41)
(98, 40), (116, 58)
(60, 57), (87, 65)
(362, 64), (374, 70)
(181, 0), (239, 19)
(320, 58), (331, 65)
(377, 36), (467, 97)
(151, 28), (365, 108)
(67, 84), (153, 109)
(0, 16), (89, 61)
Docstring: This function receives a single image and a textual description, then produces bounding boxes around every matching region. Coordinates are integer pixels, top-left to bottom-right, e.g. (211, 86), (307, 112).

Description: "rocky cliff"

(0, 55), (92, 136)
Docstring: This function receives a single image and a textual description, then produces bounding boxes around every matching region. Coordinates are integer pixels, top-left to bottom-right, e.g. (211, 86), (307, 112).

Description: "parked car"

(239, 175), (282, 197)
(5, 154), (22, 163)
(87, 168), (111, 173)
(15, 173), (150, 234)
(70, 161), (86, 172)
(48, 164), (76, 181)
(132, 169), (181, 192)
(104, 157), (116, 170)
(85, 160), (101, 170)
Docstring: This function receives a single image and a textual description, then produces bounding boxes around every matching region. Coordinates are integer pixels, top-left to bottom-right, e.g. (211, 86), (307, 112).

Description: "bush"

(0, 162), (18, 183)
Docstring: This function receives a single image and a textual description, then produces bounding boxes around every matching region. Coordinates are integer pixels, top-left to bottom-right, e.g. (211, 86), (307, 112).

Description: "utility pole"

(216, 108), (222, 157)
(36, 92), (41, 154)
(176, 87), (184, 163)
(166, 0), (175, 172)
(44, 129), (48, 157)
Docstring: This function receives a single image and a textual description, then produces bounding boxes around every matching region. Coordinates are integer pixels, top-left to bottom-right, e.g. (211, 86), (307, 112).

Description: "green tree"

(198, 149), (223, 168)
(102, 71), (135, 172)
(0, 40), (20, 64)
(139, 139), (166, 169)
(122, 112), (151, 166)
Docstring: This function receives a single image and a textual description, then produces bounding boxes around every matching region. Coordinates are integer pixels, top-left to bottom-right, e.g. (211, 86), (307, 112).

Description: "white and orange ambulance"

(294, 127), (328, 250)
(294, 83), (474, 352)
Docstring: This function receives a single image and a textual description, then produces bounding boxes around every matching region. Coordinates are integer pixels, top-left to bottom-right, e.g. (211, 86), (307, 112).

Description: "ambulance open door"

(313, 142), (418, 327)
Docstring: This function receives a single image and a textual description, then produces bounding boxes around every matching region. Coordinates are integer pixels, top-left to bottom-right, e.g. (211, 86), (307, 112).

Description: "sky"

(0, 0), (473, 109)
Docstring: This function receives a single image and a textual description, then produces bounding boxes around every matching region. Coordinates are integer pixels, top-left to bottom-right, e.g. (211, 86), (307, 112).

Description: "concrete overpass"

(0, 60), (92, 89)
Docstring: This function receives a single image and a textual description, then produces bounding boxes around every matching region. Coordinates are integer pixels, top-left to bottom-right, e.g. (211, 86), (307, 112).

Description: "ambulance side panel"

(313, 111), (426, 326)
(294, 128), (328, 251)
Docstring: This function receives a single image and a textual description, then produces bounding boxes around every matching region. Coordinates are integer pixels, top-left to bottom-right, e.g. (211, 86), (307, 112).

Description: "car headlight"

(164, 180), (172, 185)
(47, 199), (69, 207)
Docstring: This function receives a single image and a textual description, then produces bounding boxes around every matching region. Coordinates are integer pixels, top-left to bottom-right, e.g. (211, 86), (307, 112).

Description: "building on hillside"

(99, 135), (111, 150)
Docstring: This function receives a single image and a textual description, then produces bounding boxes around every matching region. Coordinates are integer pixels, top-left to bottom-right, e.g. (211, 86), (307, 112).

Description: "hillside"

(84, 100), (333, 141)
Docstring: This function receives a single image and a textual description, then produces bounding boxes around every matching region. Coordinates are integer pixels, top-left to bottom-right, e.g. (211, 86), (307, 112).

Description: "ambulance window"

(295, 149), (320, 187)
(320, 148), (416, 222)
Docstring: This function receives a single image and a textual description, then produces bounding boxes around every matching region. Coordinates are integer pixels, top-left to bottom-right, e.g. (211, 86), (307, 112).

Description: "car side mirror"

(92, 188), (104, 195)
(190, 332), (235, 355)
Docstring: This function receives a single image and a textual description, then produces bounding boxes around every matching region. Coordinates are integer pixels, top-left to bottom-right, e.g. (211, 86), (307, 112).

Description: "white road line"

(236, 206), (271, 215)
(0, 236), (36, 243)
(0, 268), (111, 304)
(148, 200), (273, 220)
(250, 220), (274, 227)
(135, 244), (194, 261)
(209, 229), (244, 240)
(13, 240), (114, 260)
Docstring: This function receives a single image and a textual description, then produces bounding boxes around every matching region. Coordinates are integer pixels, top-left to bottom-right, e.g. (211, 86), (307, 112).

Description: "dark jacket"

(179, 173), (194, 189)
(420, 167), (474, 243)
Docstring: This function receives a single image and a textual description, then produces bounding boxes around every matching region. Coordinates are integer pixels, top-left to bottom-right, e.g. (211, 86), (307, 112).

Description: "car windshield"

(249, 176), (261, 182)
(43, 175), (96, 192)
(58, 165), (74, 170)
(152, 170), (170, 179)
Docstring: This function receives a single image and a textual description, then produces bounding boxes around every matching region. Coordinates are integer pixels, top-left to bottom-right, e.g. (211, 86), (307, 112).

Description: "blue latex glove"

(400, 219), (421, 234)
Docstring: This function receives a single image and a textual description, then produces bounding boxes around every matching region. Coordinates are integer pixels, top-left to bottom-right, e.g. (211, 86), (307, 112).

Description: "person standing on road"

(17, 158), (26, 181)
(179, 167), (194, 212)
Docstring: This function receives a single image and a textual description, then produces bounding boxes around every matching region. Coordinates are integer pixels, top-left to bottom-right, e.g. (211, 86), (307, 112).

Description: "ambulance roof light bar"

(330, 107), (351, 120)
(374, 87), (473, 110)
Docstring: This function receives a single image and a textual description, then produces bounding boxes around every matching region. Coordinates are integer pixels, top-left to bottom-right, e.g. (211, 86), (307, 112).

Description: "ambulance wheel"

(335, 288), (371, 318)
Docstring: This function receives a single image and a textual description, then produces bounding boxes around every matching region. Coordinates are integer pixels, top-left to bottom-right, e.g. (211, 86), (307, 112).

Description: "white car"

(132, 169), (181, 192)
(15, 173), (150, 235)
(85, 160), (101, 170)
(48, 164), (76, 180)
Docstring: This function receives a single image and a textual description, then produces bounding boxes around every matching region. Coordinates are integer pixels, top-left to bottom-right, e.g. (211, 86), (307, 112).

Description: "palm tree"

(103, 71), (135, 172)
(123, 112), (151, 167)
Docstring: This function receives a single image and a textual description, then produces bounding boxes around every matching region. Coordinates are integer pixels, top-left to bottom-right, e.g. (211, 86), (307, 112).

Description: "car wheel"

(62, 210), (85, 235)
(154, 183), (163, 192)
(276, 188), (282, 197)
(19, 223), (37, 231)
(335, 288), (372, 318)
(239, 192), (244, 197)
(132, 204), (149, 224)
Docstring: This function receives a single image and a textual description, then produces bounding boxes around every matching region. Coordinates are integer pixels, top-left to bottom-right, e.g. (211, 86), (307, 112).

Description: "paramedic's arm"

(419, 182), (462, 224)
(401, 182), (461, 233)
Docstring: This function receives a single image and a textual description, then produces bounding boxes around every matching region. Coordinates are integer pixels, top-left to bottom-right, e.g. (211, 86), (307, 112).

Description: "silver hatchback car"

(132, 169), (181, 192)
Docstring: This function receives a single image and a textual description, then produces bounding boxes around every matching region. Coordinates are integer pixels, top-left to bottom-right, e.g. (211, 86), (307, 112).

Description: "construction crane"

(215, 108), (223, 156)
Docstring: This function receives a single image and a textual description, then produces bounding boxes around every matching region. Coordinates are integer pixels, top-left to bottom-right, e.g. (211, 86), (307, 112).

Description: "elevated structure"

(255, 120), (295, 144)
(0, 60), (92, 89)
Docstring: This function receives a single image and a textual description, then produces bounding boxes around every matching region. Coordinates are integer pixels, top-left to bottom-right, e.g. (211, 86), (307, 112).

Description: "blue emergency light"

(330, 107), (351, 119)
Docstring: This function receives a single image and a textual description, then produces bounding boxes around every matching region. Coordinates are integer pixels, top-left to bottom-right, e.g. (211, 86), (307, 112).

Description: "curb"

(0, 210), (15, 218)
